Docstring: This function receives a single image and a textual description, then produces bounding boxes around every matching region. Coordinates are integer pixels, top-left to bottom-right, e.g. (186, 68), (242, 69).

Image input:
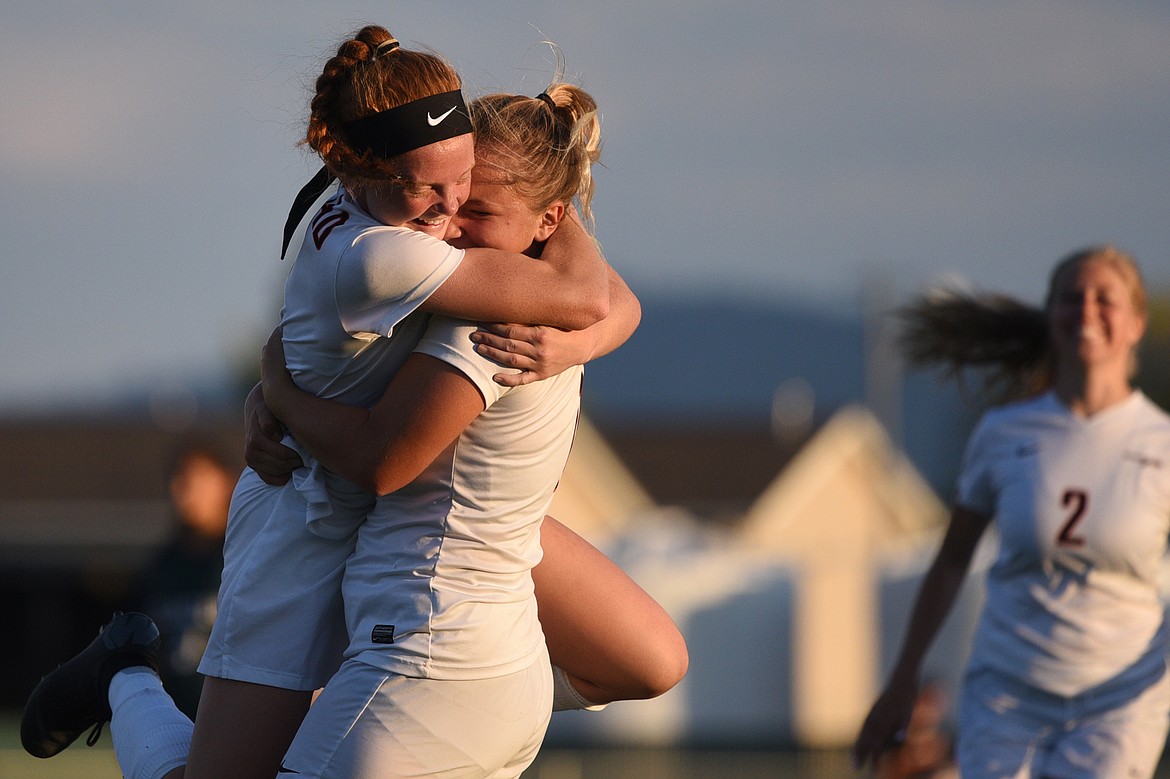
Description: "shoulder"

(1129, 393), (1170, 453)
(416, 316), (507, 404)
(1133, 392), (1170, 426)
(349, 223), (458, 263)
(339, 226), (464, 301)
(974, 392), (1055, 435)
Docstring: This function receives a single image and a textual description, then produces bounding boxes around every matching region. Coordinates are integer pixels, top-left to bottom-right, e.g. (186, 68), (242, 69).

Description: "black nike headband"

(281, 89), (472, 258)
(343, 89), (471, 159)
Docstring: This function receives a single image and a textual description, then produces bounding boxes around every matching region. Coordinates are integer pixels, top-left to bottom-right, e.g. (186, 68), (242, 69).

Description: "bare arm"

(852, 505), (991, 770)
(471, 263), (641, 387)
(259, 329), (484, 496)
(244, 266), (633, 483)
(423, 210), (610, 330)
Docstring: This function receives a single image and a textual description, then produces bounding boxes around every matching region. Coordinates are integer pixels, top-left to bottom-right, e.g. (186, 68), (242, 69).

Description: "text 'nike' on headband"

(343, 89), (472, 160)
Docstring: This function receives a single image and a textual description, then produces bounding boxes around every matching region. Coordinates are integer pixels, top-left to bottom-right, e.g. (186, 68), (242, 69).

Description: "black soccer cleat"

(21, 611), (161, 758)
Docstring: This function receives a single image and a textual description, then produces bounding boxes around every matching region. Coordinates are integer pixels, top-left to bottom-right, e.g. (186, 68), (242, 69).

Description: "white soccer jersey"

(342, 315), (583, 681)
(201, 189), (468, 689)
(281, 188), (464, 406)
(279, 188), (464, 537)
(957, 390), (1170, 696)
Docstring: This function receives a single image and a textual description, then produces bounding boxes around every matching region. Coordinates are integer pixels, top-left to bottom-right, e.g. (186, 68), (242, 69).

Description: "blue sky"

(2, 1), (1168, 410)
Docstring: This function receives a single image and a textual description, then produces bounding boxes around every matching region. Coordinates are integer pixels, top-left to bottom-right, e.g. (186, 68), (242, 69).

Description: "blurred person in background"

(854, 246), (1170, 778)
(135, 439), (237, 718)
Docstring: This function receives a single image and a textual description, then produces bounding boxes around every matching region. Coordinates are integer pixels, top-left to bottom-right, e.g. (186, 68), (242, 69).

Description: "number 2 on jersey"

(1057, 488), (1088, 547)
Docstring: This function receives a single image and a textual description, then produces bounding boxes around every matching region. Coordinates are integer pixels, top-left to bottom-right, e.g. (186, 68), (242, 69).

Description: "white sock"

(108, 667), (193, 779)
(550, 664), (607, 712)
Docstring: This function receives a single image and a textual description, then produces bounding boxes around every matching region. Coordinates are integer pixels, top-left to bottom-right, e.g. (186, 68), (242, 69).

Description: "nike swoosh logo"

(427, 106), (457, 126)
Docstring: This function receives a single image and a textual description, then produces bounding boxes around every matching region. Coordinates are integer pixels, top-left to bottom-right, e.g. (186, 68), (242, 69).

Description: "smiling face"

(360, 134), (475, 238)
(442, 147), (563, 254)
(1046, 256), (1147, 376)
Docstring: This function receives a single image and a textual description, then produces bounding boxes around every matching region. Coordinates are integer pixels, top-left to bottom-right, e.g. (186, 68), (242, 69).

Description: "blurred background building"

(3, 297), (1166, 751)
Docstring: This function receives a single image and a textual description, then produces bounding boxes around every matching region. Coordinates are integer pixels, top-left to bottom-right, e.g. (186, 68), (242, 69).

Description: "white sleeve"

(954, 414), (996, 515)
(335, 228), (464, 336)
(414, 316), (519, 408)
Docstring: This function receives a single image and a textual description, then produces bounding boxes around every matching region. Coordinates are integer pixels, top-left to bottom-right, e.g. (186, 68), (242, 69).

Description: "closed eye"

(459, 206), (495, 219)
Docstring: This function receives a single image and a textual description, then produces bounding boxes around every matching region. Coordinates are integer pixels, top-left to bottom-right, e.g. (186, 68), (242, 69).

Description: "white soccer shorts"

(957, 664), (1170, 779)
(278, 653), (553, 778)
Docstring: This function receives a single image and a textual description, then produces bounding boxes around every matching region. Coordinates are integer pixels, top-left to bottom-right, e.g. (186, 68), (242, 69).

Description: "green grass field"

(1, 714), (122, 779)
(4, 711), (1170, 779)
(0, 711), (853, 779)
